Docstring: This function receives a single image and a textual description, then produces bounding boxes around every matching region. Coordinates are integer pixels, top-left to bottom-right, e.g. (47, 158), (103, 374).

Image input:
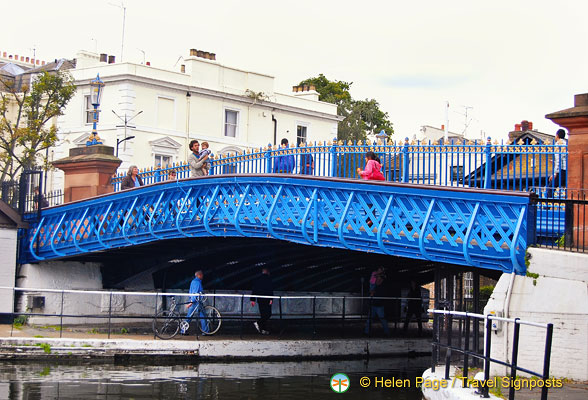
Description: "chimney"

(209, 53), (216, 61)
(100, 53), (108, 62)
(441, 124), (445, 130)
(146, 61), (151, 66)
(180, 64), (186, 73)
(190, 48), (197, 56)
(2, 52), (6, 58)
(108, 55), (115, 64)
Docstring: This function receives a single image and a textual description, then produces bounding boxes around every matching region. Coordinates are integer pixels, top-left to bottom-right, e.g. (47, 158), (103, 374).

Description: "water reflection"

(0, 357), (427, 399)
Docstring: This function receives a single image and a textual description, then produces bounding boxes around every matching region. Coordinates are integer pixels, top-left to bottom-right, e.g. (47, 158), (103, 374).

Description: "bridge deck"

(21, 175), (534, 274)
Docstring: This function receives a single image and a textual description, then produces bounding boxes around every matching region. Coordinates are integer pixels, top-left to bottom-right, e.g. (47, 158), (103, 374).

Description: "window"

(84, 95), (93, 124)
(224, 109), (239, 138)
(297, 125), (307, 146)
(154, 154), (172, 168)
(464, 272), (473, 299)
(157, 97), (175, 130)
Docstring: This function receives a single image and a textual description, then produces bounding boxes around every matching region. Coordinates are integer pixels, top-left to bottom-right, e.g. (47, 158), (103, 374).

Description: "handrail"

(428, 308), (553, 400)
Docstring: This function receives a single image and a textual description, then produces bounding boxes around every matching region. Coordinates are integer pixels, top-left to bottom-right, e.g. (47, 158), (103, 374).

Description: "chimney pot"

(9, 55), (13, 59)
(292, 86), (298, 92)
(180, 64), (186, 73)
(2, 52), (6, 58)
(203, 51), (210, 59)
(210, 53), (216, 61)
(196, 50), (204, 58)
(100, 53), (108, 62)
(26, 57), (30, 63)
(108, 55), (115, 64)
(41, 61), (45, 65)
(146, 61), (151, 66)
(309, 85), (316, 91)
(302, 85), (309, 91)
(20, 56), (24, 61)
(190, 48), (197, 56)
(441, 124), (445, 130)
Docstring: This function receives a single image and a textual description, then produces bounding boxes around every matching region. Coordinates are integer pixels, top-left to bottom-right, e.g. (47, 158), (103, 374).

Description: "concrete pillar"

(546, 93), (588, 249)
(52, 145), (121, 203)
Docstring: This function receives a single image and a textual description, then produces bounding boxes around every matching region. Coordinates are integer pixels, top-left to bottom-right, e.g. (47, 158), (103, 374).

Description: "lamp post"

(116, 135), (135, 157)
(86, 74), (105, 146)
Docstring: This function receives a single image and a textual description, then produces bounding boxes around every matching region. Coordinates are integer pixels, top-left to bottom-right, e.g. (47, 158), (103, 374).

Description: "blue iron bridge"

(21, 175), (535, 275)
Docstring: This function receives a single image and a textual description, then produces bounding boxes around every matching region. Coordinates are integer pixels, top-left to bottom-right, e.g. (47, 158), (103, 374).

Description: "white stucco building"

(48, 49), (339, 190)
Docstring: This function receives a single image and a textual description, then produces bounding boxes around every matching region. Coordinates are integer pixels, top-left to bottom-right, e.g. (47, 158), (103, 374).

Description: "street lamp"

(116, 135), (135, 157)
(86, 74), (105, 146)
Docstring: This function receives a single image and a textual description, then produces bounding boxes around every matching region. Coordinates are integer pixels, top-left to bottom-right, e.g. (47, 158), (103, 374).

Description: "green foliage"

(298, 74), (393, 142)
(33, 335), (44, 338)
(120, 327), (129, 334)
(36, 343), (51, 354)
(526, 271), (539, 286)
(88, 328), (99, 334)
(556, 234), (565, 248)
(480, 285), (495, 300)
(0, 70), (76, 180)
(39, 366), (51, 376)
(12, 315), (28, 328)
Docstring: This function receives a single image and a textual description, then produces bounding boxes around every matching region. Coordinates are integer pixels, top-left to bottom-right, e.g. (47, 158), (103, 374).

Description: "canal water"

(0, 356), (428, 399)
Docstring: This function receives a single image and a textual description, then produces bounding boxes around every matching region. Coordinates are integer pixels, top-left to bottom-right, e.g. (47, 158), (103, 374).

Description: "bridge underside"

(65, 237), (501, 293)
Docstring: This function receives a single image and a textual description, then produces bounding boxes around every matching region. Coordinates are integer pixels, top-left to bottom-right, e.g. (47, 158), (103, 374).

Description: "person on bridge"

(188, 140), (209, 177)
(121, 165), (144, 190)
(273, 138), (295, 173)
(403, 280), (423, 336)
(547, 129), (567, 198)
(182, 270), (208, 334)
(299, 147), (314, 175)
(357, 151), (385, 181)
(250, 268), (274, 335)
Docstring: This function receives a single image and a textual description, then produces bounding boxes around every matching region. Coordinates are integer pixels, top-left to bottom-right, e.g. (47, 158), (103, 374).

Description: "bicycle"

(152, 296), (221, 339)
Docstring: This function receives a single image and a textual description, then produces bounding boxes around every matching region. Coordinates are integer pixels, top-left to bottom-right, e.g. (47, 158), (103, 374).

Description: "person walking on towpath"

(182, 270), (208, 334)
(250, 268), (274, 335)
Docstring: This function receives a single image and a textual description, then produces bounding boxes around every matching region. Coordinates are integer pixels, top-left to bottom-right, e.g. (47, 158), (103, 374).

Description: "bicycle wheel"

(199, 305), (221, 335)
(153, 310), (181, 339)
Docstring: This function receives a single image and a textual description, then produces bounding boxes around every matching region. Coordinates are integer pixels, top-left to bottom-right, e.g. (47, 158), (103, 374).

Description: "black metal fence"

(5, 287), (430, 340)
(0, 170), (63, 217)
(534, 189), (587, 252)
(430, 309), (553, 400)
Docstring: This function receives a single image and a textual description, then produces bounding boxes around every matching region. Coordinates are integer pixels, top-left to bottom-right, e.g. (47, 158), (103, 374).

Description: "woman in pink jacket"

(357, 151), (385, 181)
(357, 151), (385, 228)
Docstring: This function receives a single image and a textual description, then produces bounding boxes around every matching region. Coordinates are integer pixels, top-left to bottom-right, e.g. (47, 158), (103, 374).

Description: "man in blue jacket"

(182, 270), (208, 334)
(273, 138), (295, 173)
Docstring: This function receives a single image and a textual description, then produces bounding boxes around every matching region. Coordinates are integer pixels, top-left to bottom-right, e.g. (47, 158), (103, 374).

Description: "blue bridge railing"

(110, 138), (567, 198)
(22, 175), (535, 274)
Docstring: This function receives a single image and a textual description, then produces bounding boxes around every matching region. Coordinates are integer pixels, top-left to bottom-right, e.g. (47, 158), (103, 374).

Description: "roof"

(0, 200), (28, 229)
(0, 63), (25, 76)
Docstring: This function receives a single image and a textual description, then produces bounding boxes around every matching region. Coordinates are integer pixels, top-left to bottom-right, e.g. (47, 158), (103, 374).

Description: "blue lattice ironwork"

(21, 175), (534, 274)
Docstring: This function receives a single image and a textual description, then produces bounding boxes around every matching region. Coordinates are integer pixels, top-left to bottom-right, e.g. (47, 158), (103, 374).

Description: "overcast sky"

(5, 1), (588, 141)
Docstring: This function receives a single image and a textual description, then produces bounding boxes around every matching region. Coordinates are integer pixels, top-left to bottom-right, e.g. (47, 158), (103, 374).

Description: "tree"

(0, 71), (76, 181)
(298, 74), (393, 142)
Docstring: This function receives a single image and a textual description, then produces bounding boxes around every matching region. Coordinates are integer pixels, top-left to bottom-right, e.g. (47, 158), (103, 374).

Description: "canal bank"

(0, 335), (430, 362)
